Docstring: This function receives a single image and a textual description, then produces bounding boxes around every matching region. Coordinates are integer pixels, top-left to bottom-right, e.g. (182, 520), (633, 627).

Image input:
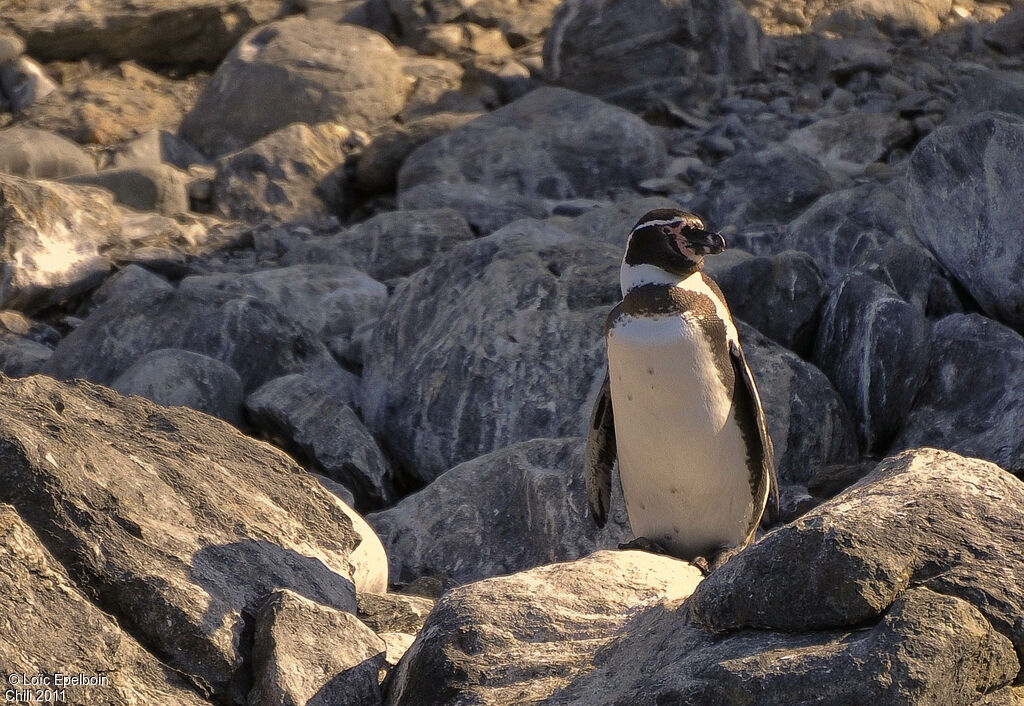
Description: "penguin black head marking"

(623, 209), (726, 277)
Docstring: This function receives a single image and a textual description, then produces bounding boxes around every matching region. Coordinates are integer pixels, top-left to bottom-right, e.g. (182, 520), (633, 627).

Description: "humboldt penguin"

(585, 208), (778, 571)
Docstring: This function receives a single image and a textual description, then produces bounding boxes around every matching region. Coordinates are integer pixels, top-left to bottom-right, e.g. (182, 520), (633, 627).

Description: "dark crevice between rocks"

(225, 604), (258, 706)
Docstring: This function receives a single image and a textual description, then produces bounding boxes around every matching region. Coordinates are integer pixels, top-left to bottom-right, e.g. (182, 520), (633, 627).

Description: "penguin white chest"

(607, 311), (755, 558)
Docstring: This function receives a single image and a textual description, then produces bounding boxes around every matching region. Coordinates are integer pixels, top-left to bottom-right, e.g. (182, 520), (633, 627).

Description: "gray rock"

(705, 250), (827, 356)
(739, 322), (858, 485)
(249, 589), (385, 706)
(180, 18), (408, 157)
(785, 111), (912, 179)
(0, 126), (95, 178)
(0, 56), (57, 112)
(111, 348), (245, 424)
(356, 592), (434, 635)
(3, 0), (279, 64)
(0, 32), (25, 64)
(543, 0), (767, 95)
(550, 586), (1018, 705)
(355, 112), (480, 194)
(702, 145), (833, 229)
(984, 5), (1024, 54)
(179, 264), (388, 344)
(398, 86), (667, 202)
(367, 438), (631, 589)
(246, 374), (394, 511)
(0, 504), (211, 706)
(385, 550), (704, 705)
(111, 128), (209, 170)
(812, 275), (930, 454)
(89, 264), (173, 310)
(304, 0), (396, 35)
(465, 0), (562, 45)
(782, 182), (958, 315)
(688, 449), (1024, 666)
(61, 164), (191, 215)
(361, 221), (620, 482)
(386, 0), (479, 33)
(43, 287), (340, 392)
(212, 122), (360, 223)
(0, 175), (116, 313)
(397, 181), (549, 235)
(813, 0), (953, 36)
(893, 314), (1024, 475)
(282, 208), (475, 281)
(947, 70), (1024, 123)
(0, 334), (52, 377)
(0, 374), (387, 703)
(908, 112), (1024, 331)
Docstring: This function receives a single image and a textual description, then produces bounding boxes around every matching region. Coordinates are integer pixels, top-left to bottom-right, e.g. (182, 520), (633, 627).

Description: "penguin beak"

(688, 230), (726, 255)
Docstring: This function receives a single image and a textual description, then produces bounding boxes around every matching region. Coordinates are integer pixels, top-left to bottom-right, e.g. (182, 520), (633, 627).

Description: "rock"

(465, 0), (562, 46)
(0, 504), (211, 706)
(561, 196), (683, 249)
(3, 0), (279, 64)
(0, 175), (118, 313)
(398, 86), (667, 203)
(304, 0), (397, 36)
(179, 264), (388, 344)
(414, 22), (514, 58)
(355, 112), (480, 194)
(984, 5), (1024, 54)
(356, 592), (434, 635)
(687, 449), (1024, 674)
(21, 61), (202, 147)
(249, 589), (385, 706)
(543, 0), (767, 96)
(281, 208), (474, 281)
(785, 111), (912, 179)
(397, 55), (478, 123)
(43, 286), (341, 392)
(385, 550), (704, 705)
(739, 322), (858, 485)
(0, 374), (388, 703)
(361, 221), (620, 482)
(0, 32), (26, 64)
(180, 18), (408, 157)
(947, 70), (1024, 123)
(813, 0), (954, 37)
(397, 181), (549, 235)
(908, 112), (1024, 332)
(368, 438), (631, 589)
(0, 126), (96, 178)
(61, 164), (191, 215)
(704, 249), (827, 356)
(812, 275), (930, 454)
(782, 182), (958, 316)
(0, 57), (58, 112)
(212, 122), (361, 223)
(0, 335), (52, 377)
(246, 374), (394, 511)
(111, 348), (245, 424)
(702, 145), (833, 229)
(111, 128), (209, 170)
(88, 265), (172, 312)
(893, 314), (1024, 475)
(550, 586), (1019, 705)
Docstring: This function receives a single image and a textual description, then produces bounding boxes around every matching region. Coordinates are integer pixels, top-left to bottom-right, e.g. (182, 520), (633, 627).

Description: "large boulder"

(893, 314), (1024, 475)
(361, 220), (620, 482)
(180, 18), (408, 157)
(1, 0), (280, 64)
(397, 87), (667, 214)
(812, 275), (930, 454)
(543, 0), (767, 95)
(385, 550), (705, 705)
(0, 175), (118, 313)
(42, 286), (341, 392)
(367, 438), (631, 589)
(0, 504), (210, 706)
(784, 111), (912, 180)
(61, 164), (192, 215)
(908, 112), (1024, 332)
(0, 374), (388, 703)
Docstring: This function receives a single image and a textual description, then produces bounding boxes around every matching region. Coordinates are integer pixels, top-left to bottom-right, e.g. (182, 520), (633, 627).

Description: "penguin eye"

(660, 226), (672, 235)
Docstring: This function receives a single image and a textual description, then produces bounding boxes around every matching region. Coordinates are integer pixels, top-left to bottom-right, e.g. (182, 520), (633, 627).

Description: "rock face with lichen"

(1, 0), (1023, 702)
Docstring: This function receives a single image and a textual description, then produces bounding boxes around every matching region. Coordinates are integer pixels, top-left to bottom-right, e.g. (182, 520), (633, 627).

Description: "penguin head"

(623, 209), (726, 278)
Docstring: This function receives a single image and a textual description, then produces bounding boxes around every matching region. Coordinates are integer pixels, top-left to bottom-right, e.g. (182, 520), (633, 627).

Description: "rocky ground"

(1, 0), (1023, 704)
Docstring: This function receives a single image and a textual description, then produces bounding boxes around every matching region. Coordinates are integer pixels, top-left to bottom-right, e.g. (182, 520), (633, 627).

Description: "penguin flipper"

(730, 340), (780, 526)
(585, 370), (616, 528)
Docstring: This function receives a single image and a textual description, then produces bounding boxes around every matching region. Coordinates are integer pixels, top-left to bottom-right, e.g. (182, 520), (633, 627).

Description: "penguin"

(585, 208), (779, 572)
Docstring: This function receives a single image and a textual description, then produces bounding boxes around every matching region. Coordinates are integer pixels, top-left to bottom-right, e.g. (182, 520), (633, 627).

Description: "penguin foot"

(618, 537), (671, 556)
